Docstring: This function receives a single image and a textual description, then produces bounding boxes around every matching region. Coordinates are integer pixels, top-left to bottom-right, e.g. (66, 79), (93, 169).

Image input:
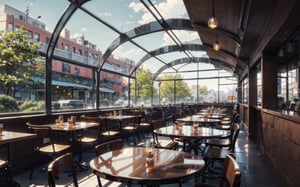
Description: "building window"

(46, 37), (50, 44)
(7, 23), (13, 32)
(62, 63), (71, 73)
(74, 67), (80, 75)
(34, 33), (40, 42)
(242, 77), (248, 104)
(27, 30), (33, 39)
(277, 60), (299, 106)
(72, 47), (76, 53)
(257, 65), (262, 106)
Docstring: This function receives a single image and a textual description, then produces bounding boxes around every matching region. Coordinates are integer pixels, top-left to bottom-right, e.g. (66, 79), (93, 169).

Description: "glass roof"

(7, 0), (234, 82)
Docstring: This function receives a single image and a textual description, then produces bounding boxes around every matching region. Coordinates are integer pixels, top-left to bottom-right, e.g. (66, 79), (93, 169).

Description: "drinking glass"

(145, 139), (154, 160)
(0, 123), (3, 135)
(58, 115), (64, 124)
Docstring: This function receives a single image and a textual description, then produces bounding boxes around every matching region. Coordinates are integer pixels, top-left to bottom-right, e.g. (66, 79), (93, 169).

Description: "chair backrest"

(26, 122), (57, 152)
(95, 139), (123, 156)
(229, 123), (240, 153)
(80, 116), (101, 139)
(220, 155), (241, 187)
(48, 153), (78, 187)
(151, 120), (166, 144)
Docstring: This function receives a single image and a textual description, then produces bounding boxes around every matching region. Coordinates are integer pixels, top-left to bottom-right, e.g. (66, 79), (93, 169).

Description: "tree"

(130, 69), (155, 102)
(0, 28), (43, 97)
(159, 74), (191, 102)
(198, 85), (208, 102)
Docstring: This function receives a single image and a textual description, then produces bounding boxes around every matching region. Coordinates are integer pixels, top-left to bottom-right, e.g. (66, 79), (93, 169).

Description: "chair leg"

(29, 151), (37, 180)
(97, 176), (102, 187)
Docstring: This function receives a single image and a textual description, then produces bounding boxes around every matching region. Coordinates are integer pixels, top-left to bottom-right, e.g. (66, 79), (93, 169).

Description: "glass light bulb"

(213, 42), (220, 51)
(208, 16), (218, 29)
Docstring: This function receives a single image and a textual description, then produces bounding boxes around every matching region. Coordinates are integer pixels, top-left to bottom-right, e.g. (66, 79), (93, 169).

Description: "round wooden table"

(176, 116), (221, 127)
(89, 147), (205, 186)
(153, 126), (227, 155)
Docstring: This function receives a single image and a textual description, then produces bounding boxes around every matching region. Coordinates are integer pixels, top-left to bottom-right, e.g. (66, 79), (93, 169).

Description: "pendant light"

(208, 0), (218, 29)
(213, 35), (220, 51)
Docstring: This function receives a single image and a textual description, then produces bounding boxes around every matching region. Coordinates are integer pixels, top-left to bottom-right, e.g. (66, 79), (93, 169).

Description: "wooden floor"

(14, 124), (281, 187)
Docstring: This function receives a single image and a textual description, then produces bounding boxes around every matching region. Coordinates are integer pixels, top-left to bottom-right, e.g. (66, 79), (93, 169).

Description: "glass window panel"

(52, 60), (95, 111)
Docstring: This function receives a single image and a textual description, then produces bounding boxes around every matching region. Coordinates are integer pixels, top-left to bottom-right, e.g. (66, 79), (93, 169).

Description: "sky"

(1, 0), (236, 90)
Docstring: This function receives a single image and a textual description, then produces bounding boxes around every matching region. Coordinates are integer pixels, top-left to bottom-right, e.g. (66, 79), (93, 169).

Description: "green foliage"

(0, 28), (43, 96)
(100, 98), (110, 106)
(0, 94), (19, 112)
(159, 74), (192, 99)
(198, 85), (208, 100)
(20, 100), (44, 112)
(130, 69), (155, 100)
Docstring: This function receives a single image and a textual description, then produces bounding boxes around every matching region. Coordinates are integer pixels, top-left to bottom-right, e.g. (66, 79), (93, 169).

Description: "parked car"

(57, 99), (84, 109)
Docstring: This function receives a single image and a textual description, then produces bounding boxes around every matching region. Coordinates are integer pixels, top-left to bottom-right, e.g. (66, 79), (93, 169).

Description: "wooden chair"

(195, 155), (241, 187)
(151, 120), (178, 150)
(98, 117), (121, 143)
(204, 114), (240, 152)
(26, 122), (71, 179)
(121, 115), (141, 144)
(94, 139), (123, 187)
(0, 159), (20, 187)
(75, 116), (101, 163)
(47, 153), (78, 187)
(203, 123), (240, 175)
(0, 159), (11, 180)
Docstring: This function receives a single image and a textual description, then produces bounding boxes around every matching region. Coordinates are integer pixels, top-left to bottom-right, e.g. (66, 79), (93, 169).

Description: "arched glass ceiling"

(38, 0), (236, 80)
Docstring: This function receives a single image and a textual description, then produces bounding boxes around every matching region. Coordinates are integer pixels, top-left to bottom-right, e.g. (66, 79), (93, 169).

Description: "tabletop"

(89, 147), (205, 186)
(153, 125), (227, 139)
(0, 131), (37, 145)
(176, 116), (221, 124)
(49, 121), (99, 131)
(99, 115), (137, 121)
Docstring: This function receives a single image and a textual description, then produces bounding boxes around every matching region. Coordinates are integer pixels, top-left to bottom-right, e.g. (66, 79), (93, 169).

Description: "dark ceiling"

(183, 0), (300, 76)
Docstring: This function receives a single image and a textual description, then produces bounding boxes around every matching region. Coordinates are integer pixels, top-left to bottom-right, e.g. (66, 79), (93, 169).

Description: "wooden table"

(49, 121), (100, 171)
(176, 115), (221, 127)
(89, 147), (205, 186)
(50, 121), (99, 131)
(0, 131), (37, 160)
(153, 125), (226, 155)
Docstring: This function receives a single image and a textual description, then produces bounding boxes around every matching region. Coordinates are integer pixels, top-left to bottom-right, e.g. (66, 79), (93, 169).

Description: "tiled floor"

(14, 124), (281, 187)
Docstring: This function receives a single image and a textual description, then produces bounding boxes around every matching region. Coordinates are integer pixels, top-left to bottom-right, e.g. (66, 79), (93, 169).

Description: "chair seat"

(215, 125), (231, 130)
(204, 147), (232, 161)
(0, 180), (20, 187)
(102, 131), (120, 136)
(140, 122), (151, 127)
(39, 144), (71, 153)
(0, 159), (8, 168)
(122, 126), (138, 131)
(206, 138), (231, 147)
(220, 121), (231, 125)
(222, 117), (231, 121)
(77, 136), (98, 143)
(155, 140), (178, 149)
(194, 183), (215, 187)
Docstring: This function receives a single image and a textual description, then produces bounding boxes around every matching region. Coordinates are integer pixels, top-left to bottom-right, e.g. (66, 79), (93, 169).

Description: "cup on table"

(145, 139), (154, 160)
(0, 123), (3, 134)
(177, 123), (183, 128)
(193, 121), (198, 129)
(146, 159), (154, 173)
(68, 116), (76, 125)
(57, 115), (64, 124)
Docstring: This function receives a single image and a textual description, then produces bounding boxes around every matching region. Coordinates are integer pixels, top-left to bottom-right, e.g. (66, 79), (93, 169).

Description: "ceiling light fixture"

(208, 0), (218, 29)
(213, 35), (220, 51)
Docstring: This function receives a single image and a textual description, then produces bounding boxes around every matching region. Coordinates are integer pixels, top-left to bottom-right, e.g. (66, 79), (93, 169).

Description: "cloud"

(98, 12), (112, 17)
(71, 33), (83, 38)
(161, 30), (200, 46)
(81, 27), (89, 32)
(129, 0), (187, 25)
